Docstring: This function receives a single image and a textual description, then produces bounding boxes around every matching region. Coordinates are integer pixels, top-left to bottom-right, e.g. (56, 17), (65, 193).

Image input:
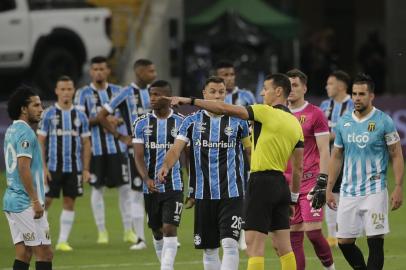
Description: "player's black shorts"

(243, 170), (290, 234)
(144, 191), (184, 230)
(46, 170), (83, 198)
(127, 150), (143, 191)
(194, 197), (243, 249)
(90, 153), (129, 188)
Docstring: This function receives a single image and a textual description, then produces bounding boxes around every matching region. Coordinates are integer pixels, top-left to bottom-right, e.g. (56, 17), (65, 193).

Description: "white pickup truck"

(0, 0), (112, 95)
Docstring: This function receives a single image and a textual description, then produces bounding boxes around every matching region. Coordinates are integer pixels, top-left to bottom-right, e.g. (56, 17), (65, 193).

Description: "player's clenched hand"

(326, 191), (337, 210)
(146, 179), (159, 193)
(184, 197), (195, 209)
(390, 185), (403, 211)
(311, 174), (328, 209)
(82, 169), (91, 183)
(32, 200), (44, 219)
(157, 165), (169, 183)
(106, 115), (120, 130)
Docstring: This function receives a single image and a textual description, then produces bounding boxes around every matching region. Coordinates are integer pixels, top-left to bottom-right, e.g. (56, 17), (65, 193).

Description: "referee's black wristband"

(190, 96), (196, 105)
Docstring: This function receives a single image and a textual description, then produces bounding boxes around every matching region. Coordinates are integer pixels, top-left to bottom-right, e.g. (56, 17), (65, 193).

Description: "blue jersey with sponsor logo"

(177, 110), (249, 200)
(334, 108), (400, 197)
(37, 104), (91, 172)
(132, 110), (184, 194)
(3, 120), (45, 212)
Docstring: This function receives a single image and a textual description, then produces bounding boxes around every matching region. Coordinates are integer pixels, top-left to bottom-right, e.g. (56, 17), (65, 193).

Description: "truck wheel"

(33, 47), (80, 98)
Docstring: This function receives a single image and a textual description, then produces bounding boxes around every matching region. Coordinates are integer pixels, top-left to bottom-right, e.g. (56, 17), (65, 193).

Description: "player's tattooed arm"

(388, 142), (404, 210)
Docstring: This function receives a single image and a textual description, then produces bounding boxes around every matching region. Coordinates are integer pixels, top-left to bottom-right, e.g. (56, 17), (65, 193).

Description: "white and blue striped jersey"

(37, 104), (91, 172)
(320, 95), (354, 132)
(334, 107), (400, 197)
(177, 110), (250, 200)
(74, 83), (126, 156)
(3, 120), (45, 212)
(132, 110), (184, 194)
(225, 87), (256, 106)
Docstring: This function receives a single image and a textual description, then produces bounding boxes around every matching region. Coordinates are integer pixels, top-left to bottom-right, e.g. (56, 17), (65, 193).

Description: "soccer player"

(163, 73), (303, 270)
(215, 59), (255, 250)
(286, 69), (335, 270)
(132, 80), (184, 269)
(320, 70), (353, 247)
(37, 76), (91, 251)
(74, 56), (135, 244)
(3, 86), (53, 270)
(158, 76), (251, 270)
(98, 58), (157, 250)
(326, 74), (404, 270)
(215, 60), (257, 106)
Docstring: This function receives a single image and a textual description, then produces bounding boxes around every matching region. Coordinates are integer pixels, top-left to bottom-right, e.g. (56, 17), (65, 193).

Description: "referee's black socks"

(36, 261), (52, 270)
(367, 237), (384, 270)
(13, 259), (29, 270)
(338, 242), (367, 270)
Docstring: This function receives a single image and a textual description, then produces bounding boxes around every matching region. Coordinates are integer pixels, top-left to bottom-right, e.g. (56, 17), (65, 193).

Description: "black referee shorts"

(243, 170), (291, 234)
(89, 153), (129, 188)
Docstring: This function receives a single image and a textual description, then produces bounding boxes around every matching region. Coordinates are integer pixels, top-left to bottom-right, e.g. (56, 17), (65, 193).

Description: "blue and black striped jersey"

(320, 95), (354, 132)
(74, 83), (126, 156)
(177, 110), (250, 200)
(37, 104), (91, 172)
(225, 87), (256, 106)
(132, 110), (184, 194)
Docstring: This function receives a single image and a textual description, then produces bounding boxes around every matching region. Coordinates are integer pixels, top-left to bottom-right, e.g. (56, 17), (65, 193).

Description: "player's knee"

(34, 246), (53, 261)
(16, 245), (32, 262)
(162, 224), (177, 237)
(338, 238), (355, 245)
(152, 229), (163, 240)
(62, 196), (75, 211)
(221, 238), (238, 254)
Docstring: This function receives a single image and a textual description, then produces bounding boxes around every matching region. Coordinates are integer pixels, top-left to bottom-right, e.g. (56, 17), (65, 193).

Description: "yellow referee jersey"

(247, 104), (304, 172)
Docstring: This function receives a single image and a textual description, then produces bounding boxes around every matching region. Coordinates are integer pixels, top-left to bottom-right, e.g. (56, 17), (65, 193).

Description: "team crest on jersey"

(91, 94), (98, 104)
(143, 125), (153, 136)
(367, 122), (376, 132)
(51, 115), (60, 126)
(224, 126), (234, 136)
(21, 141), (30, 149)
(196, 122), (206, 132)
(171, 127), (178, 138)
(73, 118), (81, 127)
(344, 122), (351, 127)
(299, 115), (306, 124)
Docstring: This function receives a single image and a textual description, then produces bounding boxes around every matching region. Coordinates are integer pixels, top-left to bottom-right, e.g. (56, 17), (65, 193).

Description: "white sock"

(324, 263), (336, 270)
(161, 236), (178, 270)
(153, 238), (164, 262)
(118, 184), (132, 231)
(221, 238), (239, 270)
(325, 193), (339, 238)
(91, 187), (106, 232)
(203, 248), (221, 270)
(132, 190), (145, 241)
(58, 209), (75, 243)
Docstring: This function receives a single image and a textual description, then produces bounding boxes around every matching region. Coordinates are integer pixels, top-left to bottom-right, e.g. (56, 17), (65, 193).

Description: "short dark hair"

(286, 69), (308, 85)
(133, 59), (153, 70)
(90, 56), (108, 65)
(56, 75), (73, 84)
(149, 80), (172, 95)
(353, 73), (375, 93)
(7, 85), (39, 120)
(330, 70), (351, 89)
(214, 60), (234, 70)
(204, 76), (226, 88)
(265, 73), (292, 98)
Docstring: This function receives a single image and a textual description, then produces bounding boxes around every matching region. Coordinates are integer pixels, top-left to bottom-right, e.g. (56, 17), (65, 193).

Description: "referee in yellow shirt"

(165, 74), (304, 270)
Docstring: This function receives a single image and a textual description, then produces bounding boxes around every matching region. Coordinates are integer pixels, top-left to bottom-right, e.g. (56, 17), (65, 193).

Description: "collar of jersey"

(289, 101), (309, 113)
(13, 120), (30, 127)
(131, 82), (149, 90)
(55, 103), (74, 111)
(351, 107), (376, 123)
(90, 82), (108, 91)
(152, 109), (173, 119)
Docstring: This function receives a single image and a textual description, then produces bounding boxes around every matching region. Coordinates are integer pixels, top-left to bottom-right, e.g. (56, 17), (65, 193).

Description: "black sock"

(13, 259), (29, 270)
(367, 238), (384, 270)
(339, 242), (367, 269)
(35, 261), (52, 270)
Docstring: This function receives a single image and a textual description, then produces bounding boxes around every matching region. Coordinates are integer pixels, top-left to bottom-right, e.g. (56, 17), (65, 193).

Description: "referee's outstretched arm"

(164, 96), (249, 120)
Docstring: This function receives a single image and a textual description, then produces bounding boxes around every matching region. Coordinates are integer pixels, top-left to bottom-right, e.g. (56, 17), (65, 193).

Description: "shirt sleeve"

(37, 110), (50, 137)
(16, 130), (36, 159)
(132, 117), (145, 144)
(319, 100), (329, 112)
(74, 88), (86, 112)
(246, 104), (273, 123)
(313, 107), (330, 136)
(295, 128), (305, 148)
(176, 116), (194, 143)
(383, 114), (400, 145)
(104, 88), (127, 114)
(79, 112), (91, 138)
(333, 121), (344, 148)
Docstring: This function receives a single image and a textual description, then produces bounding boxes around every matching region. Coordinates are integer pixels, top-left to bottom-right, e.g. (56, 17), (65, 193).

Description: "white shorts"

(337, 190), (389, 238)
(5, 207), (51, 246)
